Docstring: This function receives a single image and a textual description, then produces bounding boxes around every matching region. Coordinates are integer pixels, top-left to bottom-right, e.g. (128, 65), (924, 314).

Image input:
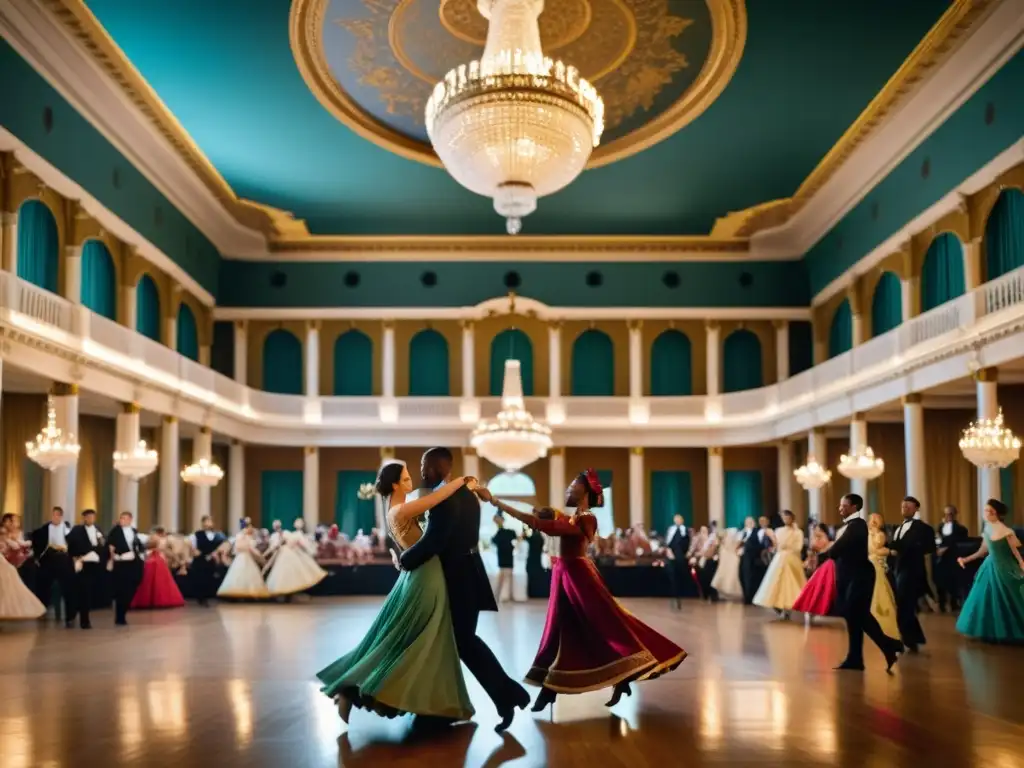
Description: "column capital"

(776, 437), (790, 447)
(199, 426), (211, 435)
(851, 412), (866, 422)
(901, 392), (923, 405)
(459, 318), (475, 330)
(379, 446), (395, 460)
(305, 319), (321, 332)
(705, 319), (720, 332)
(708, 446), (722, 457)
(123, 402), (141, 414)
(772, 318), (788, 330)
(231, 438), (243, 447)
(382, 320), (396, 332)
(51, 382), (78, 396)
(234, 319), (248, 331)
(630, 446), (644, 456)
(549, 446), (565, 457)
(163, 415), (177, 424)
(627, 319), (643, 332)
(973, 366), (998, 383)
(304, 446), (318, 456)
(462, 446), (477, 457)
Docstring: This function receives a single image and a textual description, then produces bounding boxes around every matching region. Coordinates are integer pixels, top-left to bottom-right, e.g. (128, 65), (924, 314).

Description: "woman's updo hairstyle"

(987, 498), (1008, 520)
(376, 461), (406, 497)
(576, 469), (604, 508)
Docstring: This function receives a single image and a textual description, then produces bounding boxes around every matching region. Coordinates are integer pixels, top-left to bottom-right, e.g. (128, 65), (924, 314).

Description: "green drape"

(333, 330), (373, 395)
(724, 470), (762, 530)
(571, 330), (614, 396)
(650, 330), (692, 396)
(921, 232), (966, 312)
(211, 320), (234, 379)
(1001, 467), (1015, 525)
(336, 470), (377, 535)
(985, 188), (1024, 280)
(409, 329), (450, 396)
(829, 299), (853, 358)
(490, 329), (533, 396)
(136, 274), (161, 341)
(16, 200), (59, 294)
(788, 321), (814, 375)
(871, 271), (902, 337)
(260, 470), (303, 528)
(81, 240), (116, 319)
(722, 329), (763, 392)
(650, 470), (692, 534)
(262, 329), (303, 394)
(176, 303), (199, 361)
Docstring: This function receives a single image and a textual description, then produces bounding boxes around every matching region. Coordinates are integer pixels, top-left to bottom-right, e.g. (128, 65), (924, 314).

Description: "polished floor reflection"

(0, 599), (1021, 767)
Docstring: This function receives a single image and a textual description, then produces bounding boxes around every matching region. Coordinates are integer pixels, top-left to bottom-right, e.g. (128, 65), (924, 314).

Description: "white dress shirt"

(895, 519), (913, 541)
(81, 525), (101, 563)
(941, 522), (953, 537)
(48, 523), (67, 548)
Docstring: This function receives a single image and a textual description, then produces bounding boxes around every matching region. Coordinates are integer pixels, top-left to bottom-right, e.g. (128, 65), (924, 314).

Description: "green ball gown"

(956, 533), (1024, 643)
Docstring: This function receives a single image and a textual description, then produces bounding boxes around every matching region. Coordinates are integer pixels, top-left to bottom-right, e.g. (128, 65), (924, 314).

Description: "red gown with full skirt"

(526, 512), (686, 693)
(791, 559), (838, 616)
(131, 549), (185, 609)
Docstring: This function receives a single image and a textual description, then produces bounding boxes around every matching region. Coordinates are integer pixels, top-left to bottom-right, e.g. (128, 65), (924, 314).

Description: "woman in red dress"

(792, 523), (837, 616)
(478, 469), (687, 712)
(131, 528), (185, 610)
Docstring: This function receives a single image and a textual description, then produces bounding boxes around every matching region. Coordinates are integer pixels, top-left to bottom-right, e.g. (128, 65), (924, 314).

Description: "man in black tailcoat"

(664, 513), (691, 608)
(934, 504), (968, 612)
(740, 515), (772, 604)
(888, 496), (937, 652)
(190, 515), (227, 606)
(67, 508), (106, 629)
(30, 506), (76, 625)
(107, 511), (145, 626)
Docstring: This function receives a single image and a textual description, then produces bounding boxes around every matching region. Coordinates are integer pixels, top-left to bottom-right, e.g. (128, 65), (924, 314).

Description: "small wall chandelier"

(26, 395), (80, 471)
(181, 458), (224, 487)
(471, 359), (552, 471)
(838, 446), (885, 481)
(357, 483), (375, 501)
(113, 440), (159, 481)
(794, 457), (832, 490)
(960, 409), (1021, 469)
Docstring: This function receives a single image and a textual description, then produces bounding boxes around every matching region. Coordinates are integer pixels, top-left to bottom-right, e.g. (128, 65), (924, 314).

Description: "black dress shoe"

(80, 622), (92, 630)
(834, 662), (865, 671)
(115, 619), (128, 626)
(905, 643), (919, 654)
(495, 688), (531, 733)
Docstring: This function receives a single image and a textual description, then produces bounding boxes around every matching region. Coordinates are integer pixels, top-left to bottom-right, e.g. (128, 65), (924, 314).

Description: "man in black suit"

(30, 506), (76, 626)
(107, 511), (145, 626)
(888, 496), (937, 652)
(664, 513), (691, 608)
(190, 515), (227, 606)
(820, 494), (901, 671)
(67, 508), (106, 629)
(934, 504), (968, 612)
(740, 516), (772, 604)
(400, 447), (529, 732)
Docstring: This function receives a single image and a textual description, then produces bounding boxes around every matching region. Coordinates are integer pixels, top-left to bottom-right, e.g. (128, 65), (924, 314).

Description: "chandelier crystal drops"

(960, 409), (1021, 469)
(181, 458), (224, 488)
(26, 395), (80, 471)
(113, 441), (159, 481)
(837, 446), (885, 481)
(471, 359), (553, 471)
(794, 457), (832, 490)
(425, 0), (604, 235)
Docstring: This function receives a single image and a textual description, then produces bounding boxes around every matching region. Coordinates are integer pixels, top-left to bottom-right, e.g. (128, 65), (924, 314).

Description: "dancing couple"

(317, 449), (686, 732)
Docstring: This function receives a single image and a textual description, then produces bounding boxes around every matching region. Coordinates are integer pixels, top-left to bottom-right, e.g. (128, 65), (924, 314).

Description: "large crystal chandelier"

(960, 409), (1021, 469)
(26, 395), (80, 471)
(181, 458), (224, 488)
(113, 441), (159, 481)
(838, 446), (885, 481)
(425, 0), (604, 235)
(471, 359), (552, 471)
(794, 456), (832, 490)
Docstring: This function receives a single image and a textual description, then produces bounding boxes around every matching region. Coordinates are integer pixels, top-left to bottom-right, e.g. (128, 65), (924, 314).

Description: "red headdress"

(584, 468), (602, 497)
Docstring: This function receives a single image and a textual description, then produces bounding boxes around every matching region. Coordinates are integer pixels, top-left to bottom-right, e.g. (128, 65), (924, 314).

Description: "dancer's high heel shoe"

(335, 693), (354, 724)
(605, 682), (632, 708)
(532, 687), (557, 712)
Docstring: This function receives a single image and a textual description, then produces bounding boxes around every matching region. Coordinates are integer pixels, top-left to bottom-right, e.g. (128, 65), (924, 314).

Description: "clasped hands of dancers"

(316, 448), (686, 734)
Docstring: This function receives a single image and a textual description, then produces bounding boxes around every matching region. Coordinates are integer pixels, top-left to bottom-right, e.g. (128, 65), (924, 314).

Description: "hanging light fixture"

(960, 409), (1021, 469)
(181, 458), (224, 487)
(794, 457), (832, 490)
(471, 359), (552, 471)
(113, 440), (159, 481)
(26, 395), (80, 471)
(425, 0), (604, 235)
(837, 446), (885, 481)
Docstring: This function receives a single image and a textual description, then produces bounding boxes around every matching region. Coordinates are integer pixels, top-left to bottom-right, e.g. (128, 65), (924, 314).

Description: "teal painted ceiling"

(83, 0), (950, 237)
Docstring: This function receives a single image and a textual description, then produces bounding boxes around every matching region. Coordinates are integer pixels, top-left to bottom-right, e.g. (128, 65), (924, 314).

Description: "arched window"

(871, 271), (902, 337)
(408, 329), (449, 396)
(649, 330), (692, 396)
(985, 188), (1024, 280)
(920, 233), (965, 312)
(570, 329), (614, 396)
(81, 240), (116, 319)
(262, 329), (303, 394)
(333, 330), (373, 395)
(16, 200), (59, 293)
(490, 329), (533, 396)
(176, 303), (199, 361)
(828, 299), (853, 358)
(722, 329), (763, 392)
(136, 274), (161, 342)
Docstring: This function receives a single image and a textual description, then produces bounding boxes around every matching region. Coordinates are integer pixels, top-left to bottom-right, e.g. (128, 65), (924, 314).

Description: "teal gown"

(956, 533), (1024, 643)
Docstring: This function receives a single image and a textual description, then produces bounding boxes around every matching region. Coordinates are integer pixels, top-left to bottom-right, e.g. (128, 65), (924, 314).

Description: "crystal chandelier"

(794, 457), (832, 490)
(960, 409), (1021, 469)
(838, 446), (885, 481)
(425, 0), (604, 235)
(357, 483), (375, 501)
(113, 441), (159, 481)
(181, 458), (224, 487)
(471, 359), (552, 471)
(26, 395), (80, 471)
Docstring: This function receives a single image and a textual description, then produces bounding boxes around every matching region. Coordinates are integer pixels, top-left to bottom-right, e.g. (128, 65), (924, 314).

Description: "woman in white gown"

(753, 511), (807, 618)
(0, 519), (46, 620)
(218, 526), (270, 599)
(265, 519), (327, 597)
(711, 528), (743, 599)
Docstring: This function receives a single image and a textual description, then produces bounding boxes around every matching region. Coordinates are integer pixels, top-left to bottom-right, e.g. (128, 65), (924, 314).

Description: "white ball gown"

(710, 529), (743, 599)
(217, 533), (270, 599)
(0, 538), (46, 620)
(753, 525), (807, 610)
(265, 530), (327, 596)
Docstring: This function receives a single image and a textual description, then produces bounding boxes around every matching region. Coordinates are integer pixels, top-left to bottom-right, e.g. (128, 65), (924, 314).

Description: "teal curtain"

(176, 303), (199, 361)
(409, 329), (449, 396)
(262, 329), (303, 394)
(211, 321), (234, 378)
(921, 232), (966, 312)
(333, 330), (373, 395)
(650, 470), (692, 534)
(336, 470), (377, 535)
(1000, 468), (1015, 525)
(724, 470), (762, 530)
(260, 470), (303, 527)
(136, 274), (161, 341)
(571, 330), (614, 396)
(722, 329), (763, 392)
(871, 271), (902, 337)
(16, 200), (59, 293)
(985, 188), (1024, 280)
(81, 240), (116, 319)
(829, 299), (853, 358)
(490, 329), (533, 396)
(650, 330), (692, 395)
(788, 321), (813, 375)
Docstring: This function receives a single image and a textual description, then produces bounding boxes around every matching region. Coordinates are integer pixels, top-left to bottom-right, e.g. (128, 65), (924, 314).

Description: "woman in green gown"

(317, 462), (476, 723)
(956, 499), (1024, 643)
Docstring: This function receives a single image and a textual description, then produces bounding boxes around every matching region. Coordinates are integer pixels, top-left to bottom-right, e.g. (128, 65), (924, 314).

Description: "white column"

(903, 393), (927, 518)
(122, 283), (137, 331)
(629, 447), (644, 526)
(48, 384), (80, 520)
(707, 447), (724, 528)
(164, 313), (177, 351)
(303, 446), (319, 529)
(158, 416), (180, 532)
(774, 320), (789, 381)
(114, 404), (142, 519)
(851, 312), (865, 347)
(382, 322), (395, 398)
(64, 245), (82, 304)
(190, 427), (213, 532)
(705, 321), (720, 396)
(228, 440), (245, 526)
(1, 212), (17, 274)
(808, 428), (827, 523)
(548, 322), (562, 399)
(849, 413), (868, 499)
(628, 322), (642, 399)
(461, 320), (475, 398)
(462, 448), (480, 483)
(548, 448), (566, 509)
(777, 440), (793, 512)
(233, 321), (248, 385)
(976, 368), (1000, 524)
(900, 278), (913, 323)
(963, 239), (982, 292)
(304, 321), (319, 397)
(199, 345), (211, 367)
